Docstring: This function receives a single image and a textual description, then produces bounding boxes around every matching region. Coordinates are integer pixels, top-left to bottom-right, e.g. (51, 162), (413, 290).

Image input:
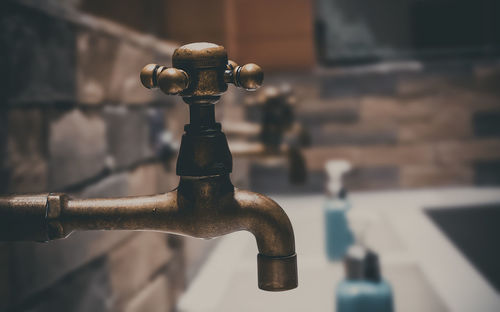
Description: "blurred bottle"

(324, 160), (354, 261)
(336, 245), (394, 312)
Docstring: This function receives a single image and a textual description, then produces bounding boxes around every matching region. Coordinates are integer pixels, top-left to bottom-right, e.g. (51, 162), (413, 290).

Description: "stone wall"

(0, 1), (216, 311)
(246, 61), (500, 194)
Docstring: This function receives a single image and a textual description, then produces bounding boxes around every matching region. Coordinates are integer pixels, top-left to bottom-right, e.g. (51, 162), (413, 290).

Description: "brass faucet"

(226, 85), (311, 184)
(0, 42), (298, 291)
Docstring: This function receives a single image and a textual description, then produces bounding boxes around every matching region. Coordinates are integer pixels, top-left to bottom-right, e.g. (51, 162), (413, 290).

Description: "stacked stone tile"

(248, 63), (500, 193)
(0, 2), (215, 311)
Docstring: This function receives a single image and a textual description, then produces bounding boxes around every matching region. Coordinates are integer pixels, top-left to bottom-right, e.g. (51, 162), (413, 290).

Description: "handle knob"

(141, 43), (264, 98)
(225, 61), (263, 91)
(158, 68), (189, 95)
(140, 64), (189, 95)
(140, 64), (161, 89)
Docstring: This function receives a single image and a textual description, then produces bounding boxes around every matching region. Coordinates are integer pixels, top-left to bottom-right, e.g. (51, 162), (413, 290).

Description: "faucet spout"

(234, 189), (298, 290)
(176, 175), (298, 290)
(0, 175), (298, 291)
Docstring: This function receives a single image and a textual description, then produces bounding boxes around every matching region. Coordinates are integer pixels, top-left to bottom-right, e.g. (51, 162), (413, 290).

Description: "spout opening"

(257, 253), (298, 291)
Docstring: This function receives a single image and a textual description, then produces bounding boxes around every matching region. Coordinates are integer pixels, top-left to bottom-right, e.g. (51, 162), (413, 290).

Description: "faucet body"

(0, 42), (298, 291)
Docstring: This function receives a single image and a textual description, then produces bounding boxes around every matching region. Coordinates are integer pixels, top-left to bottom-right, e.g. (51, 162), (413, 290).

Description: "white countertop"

(178, 187), (500, 312)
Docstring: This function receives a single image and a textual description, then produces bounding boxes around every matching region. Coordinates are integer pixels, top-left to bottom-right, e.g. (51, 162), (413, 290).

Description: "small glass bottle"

(324, 160), (354, 261)
(336, 246), (394, 312)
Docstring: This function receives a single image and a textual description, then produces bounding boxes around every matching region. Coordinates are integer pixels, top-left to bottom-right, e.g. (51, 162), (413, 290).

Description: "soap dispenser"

(336, 245), (394, 312)
(324, 160), (354, 261)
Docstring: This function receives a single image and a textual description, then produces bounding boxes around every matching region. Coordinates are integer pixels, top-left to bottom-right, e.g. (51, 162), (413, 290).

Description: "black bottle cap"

(345, 245), (365, 280)
(364, 250), (381, 281)
(344, 245), (381, 282)
(338, 188), (347, 199)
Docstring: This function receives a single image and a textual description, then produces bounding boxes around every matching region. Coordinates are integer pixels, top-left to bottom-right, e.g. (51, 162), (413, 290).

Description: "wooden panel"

(230, 0), (315, 70)
(232, 0), (314, 38)
(162, 0), (315, 70)
(163, 0), (226, 45)
(233, 36), (315, 70)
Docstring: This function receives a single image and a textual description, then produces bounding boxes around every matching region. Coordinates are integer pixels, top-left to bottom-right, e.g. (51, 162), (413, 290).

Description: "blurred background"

(1, 0), (500, 311)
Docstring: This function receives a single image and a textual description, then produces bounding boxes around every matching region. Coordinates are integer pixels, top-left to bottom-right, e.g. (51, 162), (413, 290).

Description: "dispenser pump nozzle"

(325, 160), (351, 197)
(345, 245), (382, 282)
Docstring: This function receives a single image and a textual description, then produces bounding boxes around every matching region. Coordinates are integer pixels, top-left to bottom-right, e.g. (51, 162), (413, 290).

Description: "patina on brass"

(0, 42), (297, 291)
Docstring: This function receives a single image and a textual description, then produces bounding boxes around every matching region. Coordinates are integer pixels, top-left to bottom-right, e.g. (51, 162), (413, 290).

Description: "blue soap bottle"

(336, 246), (394, 312)
(324, 160), (354, 261)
